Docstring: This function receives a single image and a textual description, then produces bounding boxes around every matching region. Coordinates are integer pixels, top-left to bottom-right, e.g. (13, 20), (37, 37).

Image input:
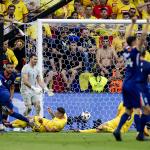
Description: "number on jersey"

(0, 80), (2, 86)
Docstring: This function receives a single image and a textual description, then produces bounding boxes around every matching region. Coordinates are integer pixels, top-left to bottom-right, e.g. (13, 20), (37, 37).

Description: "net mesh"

(23, 21), (149, 130)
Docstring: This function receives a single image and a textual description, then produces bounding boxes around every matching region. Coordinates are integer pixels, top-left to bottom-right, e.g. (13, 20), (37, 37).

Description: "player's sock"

(10, 112), (29, 123)
(115, 113), (129, 132)
(80, 129), (97, 133)
(134, 114), (141, 132)
(0, 106), (2, 124)
(140, 114), (148, 135)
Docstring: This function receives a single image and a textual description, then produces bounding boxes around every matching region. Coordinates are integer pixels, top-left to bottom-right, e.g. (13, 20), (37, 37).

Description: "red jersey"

(93, 5), (112, 19)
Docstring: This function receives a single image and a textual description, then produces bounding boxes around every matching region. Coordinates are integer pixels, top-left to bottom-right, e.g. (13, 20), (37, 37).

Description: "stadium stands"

(0, 0), (150, 93)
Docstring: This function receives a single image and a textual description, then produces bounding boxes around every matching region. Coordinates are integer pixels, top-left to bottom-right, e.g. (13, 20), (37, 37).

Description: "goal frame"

(37, 19), (147, 117)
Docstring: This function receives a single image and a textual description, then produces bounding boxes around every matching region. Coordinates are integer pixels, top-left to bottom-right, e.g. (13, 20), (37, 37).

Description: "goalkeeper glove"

(43, 87), (54, 96)
(31, 86), (42, 94)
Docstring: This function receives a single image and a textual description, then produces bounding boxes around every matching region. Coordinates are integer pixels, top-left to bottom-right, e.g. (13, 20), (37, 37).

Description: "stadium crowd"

(1, 0), (150, 93)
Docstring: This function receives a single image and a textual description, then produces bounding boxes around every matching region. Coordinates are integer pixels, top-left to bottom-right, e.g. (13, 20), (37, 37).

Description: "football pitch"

(0, 132), (150, 150)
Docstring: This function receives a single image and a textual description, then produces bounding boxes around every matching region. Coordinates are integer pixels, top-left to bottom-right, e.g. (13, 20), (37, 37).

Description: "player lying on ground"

(0, 62), (34, 131)
(76, 102), (150, 136)
(7, 107), (67, 132)
(113, 17), (150, 141)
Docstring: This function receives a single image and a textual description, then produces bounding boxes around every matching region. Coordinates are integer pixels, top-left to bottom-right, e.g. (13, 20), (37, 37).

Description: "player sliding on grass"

(0, 62), (34, 131)
(8, 107), (67, 132)
(75, 102), (150, 136)
(113, 18), (150, 141)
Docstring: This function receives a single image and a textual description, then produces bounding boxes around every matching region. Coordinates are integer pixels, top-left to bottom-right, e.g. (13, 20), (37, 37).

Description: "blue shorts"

(0, 92), (13, 110)
(122, 82), (141, 109)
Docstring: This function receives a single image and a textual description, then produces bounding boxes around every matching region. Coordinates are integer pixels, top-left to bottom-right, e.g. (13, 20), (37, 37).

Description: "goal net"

(23, 19), (148, 130)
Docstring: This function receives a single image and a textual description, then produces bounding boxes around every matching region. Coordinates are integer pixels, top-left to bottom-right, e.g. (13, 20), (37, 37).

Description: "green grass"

(0, 132), (150, 150)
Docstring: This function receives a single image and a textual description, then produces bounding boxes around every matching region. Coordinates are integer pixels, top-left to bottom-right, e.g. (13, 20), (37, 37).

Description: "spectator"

(74, 0), (81, 11)
(100, 7), (110, 19)
(93, 0), (112, 19)
(81, 0), (92, 7)
(0, 0), (6, 15)
(78, 5), (85, 19)
(43, 40), (63, 88)
(27, 23), (51, 40)
(114, 0), (138, 19)
(53, 6), (68, 19)
(61, 41), (82, 90)
(109, 53), (124, 93)
(78, 28), (96, 55)
(96, 36), (118, 79)
(4, 4), (16, 35)
(10, 0), (28, 22)
(122, 12), (130, 19)
(137, 0), (150, 16)
(112, 25), (126, 52)
(82, 5), (96, 19)
(68, 11), (79, 19)
(129, 7), (138, 18)
(13, 40), (25, 72)
(3, 40), (18, 69)
(141, 4), (150, 19)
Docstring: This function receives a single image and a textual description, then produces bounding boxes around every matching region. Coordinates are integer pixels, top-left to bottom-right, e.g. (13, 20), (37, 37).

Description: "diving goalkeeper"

(77, 102), (150, 136)
(8, 107), (67, 132)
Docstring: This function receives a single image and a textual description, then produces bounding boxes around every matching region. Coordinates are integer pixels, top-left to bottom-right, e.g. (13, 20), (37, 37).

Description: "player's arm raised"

(47, 107), (55, 118)
(126, 17), (137, 38)
(137, 18), (150, 51)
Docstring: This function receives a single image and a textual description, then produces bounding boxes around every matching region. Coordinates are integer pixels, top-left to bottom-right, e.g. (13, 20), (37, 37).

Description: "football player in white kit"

(21, 54), (53, 116)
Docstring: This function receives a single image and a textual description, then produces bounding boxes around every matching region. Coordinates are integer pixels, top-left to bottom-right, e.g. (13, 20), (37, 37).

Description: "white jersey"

(20, 64), (40, 93)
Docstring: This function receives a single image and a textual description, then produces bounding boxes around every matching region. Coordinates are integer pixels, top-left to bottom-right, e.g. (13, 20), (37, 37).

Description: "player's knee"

(133, 108), (141, 115)
(34, 102), (41, 115)
(25, 104), (32, 114)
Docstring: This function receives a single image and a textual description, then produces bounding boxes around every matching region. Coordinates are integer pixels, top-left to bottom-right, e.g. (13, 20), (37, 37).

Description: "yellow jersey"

(12, 1), (28, 22)
(54, 6), (68, 18)
(112, 36), (125, 52)
(114, 2), (138, 19)
(144, 51), (150, 62)
(125, 24), (138, 37)
(33, 114), (67, 132)
(5, 48), (18, 68)
(81, 0), (92, 7)
(26, 23), (52, 40)
(0, 3), (6, 15)
(141, 10), (150, 19)
(106, 102), (134, 133)
(4, 0), (12, 8)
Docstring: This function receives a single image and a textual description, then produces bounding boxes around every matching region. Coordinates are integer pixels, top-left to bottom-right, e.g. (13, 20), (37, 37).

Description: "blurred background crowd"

(1, 0), (150, 93)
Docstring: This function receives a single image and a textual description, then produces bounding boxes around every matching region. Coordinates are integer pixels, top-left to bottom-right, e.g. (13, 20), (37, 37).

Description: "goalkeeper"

(8, 107), (67, 132)
(77, 102), (150, 136)
(20, 53), (53, 116)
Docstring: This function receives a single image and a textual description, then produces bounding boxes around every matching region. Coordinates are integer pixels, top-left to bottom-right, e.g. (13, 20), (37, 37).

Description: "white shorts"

(21, 91), (40, 106)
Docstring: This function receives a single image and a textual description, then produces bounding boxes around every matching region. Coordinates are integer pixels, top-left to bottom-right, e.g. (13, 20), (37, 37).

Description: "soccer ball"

(81, 111), (91, 121)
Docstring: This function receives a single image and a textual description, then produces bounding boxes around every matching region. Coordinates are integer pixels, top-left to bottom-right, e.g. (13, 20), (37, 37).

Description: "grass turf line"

(0, 132), (149, 150)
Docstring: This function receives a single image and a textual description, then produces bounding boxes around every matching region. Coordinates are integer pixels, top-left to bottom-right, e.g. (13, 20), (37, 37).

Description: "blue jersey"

(123, 48), (140, 83)
(137, 60), (150, 92)
(0, 72), (16, 93)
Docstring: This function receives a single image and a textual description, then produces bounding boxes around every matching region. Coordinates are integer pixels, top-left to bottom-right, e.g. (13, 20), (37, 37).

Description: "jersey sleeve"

(21, 65), (29, 74)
